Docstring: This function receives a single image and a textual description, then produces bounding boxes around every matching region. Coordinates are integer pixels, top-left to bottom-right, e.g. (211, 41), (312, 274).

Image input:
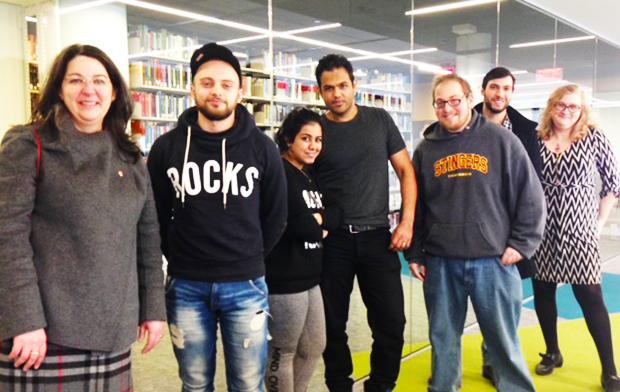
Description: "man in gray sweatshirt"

(405, 74), (545, 392)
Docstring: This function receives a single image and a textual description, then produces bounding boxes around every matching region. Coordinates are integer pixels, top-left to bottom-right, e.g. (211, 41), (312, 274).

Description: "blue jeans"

(424, 256), (535, 392)
(166, 277), (269, 392)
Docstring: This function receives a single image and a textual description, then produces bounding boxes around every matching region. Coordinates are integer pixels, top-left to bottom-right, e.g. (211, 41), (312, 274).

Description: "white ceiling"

(3, 0), (619, 48)
(522, 0), (620, 47)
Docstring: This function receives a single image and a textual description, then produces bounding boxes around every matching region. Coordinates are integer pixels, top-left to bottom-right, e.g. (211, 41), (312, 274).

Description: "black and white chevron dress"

(535, 128), (620, 284)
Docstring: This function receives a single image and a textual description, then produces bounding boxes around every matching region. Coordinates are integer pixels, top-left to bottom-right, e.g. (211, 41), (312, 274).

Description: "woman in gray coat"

(0, 44), (166, 391)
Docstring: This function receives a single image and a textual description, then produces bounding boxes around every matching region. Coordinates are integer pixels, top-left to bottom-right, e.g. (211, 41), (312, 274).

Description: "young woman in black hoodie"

(265, 108), (342, 392)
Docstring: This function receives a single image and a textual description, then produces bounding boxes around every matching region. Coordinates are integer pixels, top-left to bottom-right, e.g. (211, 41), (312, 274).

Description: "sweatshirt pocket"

(425, 222), (498, 257)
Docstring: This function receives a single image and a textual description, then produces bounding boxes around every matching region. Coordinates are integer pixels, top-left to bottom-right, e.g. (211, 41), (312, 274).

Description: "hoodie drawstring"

(181, 126), (192, 207)
(181, 128), (229, 210)
(222, 138), (227, 210)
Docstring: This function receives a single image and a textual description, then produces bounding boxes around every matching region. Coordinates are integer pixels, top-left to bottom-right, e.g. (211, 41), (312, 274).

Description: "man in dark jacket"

(147, 43), (287, 392)
(406, 74), (545, 392)
(474, 67), (543, 384)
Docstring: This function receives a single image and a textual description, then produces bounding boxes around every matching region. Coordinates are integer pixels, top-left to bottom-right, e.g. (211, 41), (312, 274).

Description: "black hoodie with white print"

(148, 105), (287, 283)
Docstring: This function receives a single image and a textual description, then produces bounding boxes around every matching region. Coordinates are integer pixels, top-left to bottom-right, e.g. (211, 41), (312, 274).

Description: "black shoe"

(535, 352), (563, 375)
(482, 365), (497, 386)
(602, 373), (620, 392)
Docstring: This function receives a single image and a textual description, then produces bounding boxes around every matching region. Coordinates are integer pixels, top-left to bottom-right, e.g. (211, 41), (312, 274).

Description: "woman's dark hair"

(275, 107), (322, 154)
(32, 44), (140, 162)
(315, 54), (355, 88)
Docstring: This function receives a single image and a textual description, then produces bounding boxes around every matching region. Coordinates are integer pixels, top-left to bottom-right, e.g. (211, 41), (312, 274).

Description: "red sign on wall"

(536, 67), (563, 81)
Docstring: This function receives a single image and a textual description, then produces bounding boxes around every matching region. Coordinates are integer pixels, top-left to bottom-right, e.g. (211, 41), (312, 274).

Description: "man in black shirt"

(312, 54), (416, 392)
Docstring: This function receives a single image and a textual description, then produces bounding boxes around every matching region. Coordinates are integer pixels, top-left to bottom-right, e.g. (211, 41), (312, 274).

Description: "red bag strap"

(32, 129), (42, 189)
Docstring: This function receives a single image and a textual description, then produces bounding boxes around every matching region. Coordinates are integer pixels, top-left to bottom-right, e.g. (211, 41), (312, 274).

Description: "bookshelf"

(125, 26), (412, 215)
(26, 17), (40, 118)
(126, 25), (331, 152)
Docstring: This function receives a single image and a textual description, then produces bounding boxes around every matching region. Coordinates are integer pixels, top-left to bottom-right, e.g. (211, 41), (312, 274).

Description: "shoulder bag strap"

(32, 129), (42, 189)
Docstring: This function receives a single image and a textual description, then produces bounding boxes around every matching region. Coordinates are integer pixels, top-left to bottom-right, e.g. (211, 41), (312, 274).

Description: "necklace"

(555, 142), (561, 153)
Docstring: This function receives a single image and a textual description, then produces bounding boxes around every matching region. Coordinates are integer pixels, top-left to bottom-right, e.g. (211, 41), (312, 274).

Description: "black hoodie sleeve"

(259, 138), (288, 256)
(147, 134), (174, 260)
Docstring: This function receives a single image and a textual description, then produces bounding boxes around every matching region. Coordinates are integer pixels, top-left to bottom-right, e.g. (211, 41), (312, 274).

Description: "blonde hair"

(538, 84), (597, 141)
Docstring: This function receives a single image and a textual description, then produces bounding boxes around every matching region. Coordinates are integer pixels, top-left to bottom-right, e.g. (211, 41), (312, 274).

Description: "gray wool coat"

(0, 117), (166, 352)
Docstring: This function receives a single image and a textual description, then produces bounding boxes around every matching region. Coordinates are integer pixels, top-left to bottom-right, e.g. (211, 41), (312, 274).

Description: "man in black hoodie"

(147, 43), (287, 392)
(475, 67), (543, 385)
(405, 74), (545, 391)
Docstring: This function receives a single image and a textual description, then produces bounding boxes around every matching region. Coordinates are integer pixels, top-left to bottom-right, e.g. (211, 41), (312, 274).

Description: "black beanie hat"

(190, 43), (242, 83)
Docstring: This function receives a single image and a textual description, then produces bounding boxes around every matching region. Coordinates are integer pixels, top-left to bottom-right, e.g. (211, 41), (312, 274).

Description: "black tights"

(532, 279), (617, 376)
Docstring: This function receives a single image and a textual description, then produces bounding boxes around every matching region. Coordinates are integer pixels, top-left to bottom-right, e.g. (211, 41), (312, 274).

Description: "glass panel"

(499, 0), (557, 116)
(594, 40), (620, 240)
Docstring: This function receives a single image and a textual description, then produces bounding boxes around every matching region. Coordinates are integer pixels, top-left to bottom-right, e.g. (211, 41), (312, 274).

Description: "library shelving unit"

(125, 26), (411, 221)
(25, 17), (40, 118)
(126, 25), (332, 151)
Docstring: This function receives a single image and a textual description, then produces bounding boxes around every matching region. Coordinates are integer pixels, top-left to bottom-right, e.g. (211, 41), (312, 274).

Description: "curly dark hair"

(32, 44), (140, 162)
(275, 107), (322, 154)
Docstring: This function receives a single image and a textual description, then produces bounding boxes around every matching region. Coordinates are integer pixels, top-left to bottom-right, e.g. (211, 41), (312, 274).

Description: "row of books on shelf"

(29, 64), (39, 91)
(248, 50), (315, 79)
(391, 112), (412, 133)
(356, 73), (409, 92)
(242, 76), (271, 99)
(132, 91), (194, 120)
(241, 76), (324, 105)
(130, 61), (191, 91)
(28, 34), (37, 62)
(388, 211), (401, 230)
(388, 191), (403, 216)
(356, 92), (411, 112)
(131, 121), (172, 153)
(128, 25), (199, 59)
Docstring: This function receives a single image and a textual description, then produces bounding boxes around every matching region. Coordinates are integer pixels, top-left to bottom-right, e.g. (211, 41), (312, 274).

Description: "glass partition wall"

(28, 0), (620, 389)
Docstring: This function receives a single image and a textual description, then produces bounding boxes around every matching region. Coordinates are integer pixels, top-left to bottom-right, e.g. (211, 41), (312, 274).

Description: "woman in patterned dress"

(533, 84), (620, 391)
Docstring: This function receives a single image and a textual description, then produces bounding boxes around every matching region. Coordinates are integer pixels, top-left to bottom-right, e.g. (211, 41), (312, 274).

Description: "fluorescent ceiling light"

(128, 45), (200, 59)
(128, 24), (340, 59)
(350, 48), (438, 62)
(59, 0), (115, 14)
(406, 0), (499, 16)
(510, 36), (595, 48)
(233, 52), (248, 58)
(25, 16), (38, 22)
(218, 23), (342, 46)
(60, 0), (447, 74)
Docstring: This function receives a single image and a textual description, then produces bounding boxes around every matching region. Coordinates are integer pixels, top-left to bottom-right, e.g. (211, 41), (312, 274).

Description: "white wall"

(59, 1), (129, 82)
(0, 2), (27, 139)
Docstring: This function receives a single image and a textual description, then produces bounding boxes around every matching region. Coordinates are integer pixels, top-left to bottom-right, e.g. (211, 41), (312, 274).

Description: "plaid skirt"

(0, 341), (133, 392)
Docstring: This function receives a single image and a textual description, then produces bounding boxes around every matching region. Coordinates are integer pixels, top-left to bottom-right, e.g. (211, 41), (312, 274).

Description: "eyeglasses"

(554, 102), (581, 113)
(64, 76), (111, 88)
(433, 95), (466, 109)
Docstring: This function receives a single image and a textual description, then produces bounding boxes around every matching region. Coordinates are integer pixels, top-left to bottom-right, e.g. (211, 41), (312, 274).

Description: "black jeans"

(321, 227), (406, 392)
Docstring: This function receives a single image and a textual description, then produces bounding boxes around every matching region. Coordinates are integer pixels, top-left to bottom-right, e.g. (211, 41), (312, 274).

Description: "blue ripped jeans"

(166, 277), (269, 392)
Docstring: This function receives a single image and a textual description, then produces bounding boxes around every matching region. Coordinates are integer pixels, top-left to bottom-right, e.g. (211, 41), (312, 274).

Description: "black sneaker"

(482, 365), (497, 386)
(535, 352), (563, 375)
(602, 373), (620, 392)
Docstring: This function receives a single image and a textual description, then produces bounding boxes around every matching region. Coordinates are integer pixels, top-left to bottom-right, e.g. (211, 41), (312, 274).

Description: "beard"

(483, 97), (508, 114)
(197, 100), (236, 121)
